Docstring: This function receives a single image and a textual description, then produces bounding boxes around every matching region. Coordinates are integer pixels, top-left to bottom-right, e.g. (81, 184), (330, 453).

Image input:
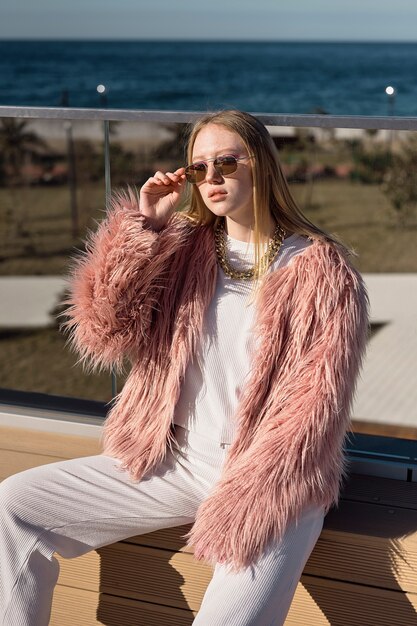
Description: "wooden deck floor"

(1, 423), (417, 625)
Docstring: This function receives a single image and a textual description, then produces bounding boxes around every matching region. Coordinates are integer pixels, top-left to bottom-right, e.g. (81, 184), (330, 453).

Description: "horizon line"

(1, 37), (417, 44)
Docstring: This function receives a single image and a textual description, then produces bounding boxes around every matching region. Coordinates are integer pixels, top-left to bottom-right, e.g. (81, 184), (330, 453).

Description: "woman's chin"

(206, 205), (230, 218)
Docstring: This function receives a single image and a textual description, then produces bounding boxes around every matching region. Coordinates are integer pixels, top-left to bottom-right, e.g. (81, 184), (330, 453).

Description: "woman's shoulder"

(279, 233), (365, 288)
(283, 232), (352, 265)
(280, 232), (314, 264)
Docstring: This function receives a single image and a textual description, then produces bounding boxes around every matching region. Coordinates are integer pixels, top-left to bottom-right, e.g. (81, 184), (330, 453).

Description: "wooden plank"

(56, 552), (101, 593)
(50, 586), (196, 626)
(307, 534), (417, 594)
(0, 449), (65, 478)
(0, 425), (101, 480)
(0, 425), (100, 458)
(352, 419), (417, 441)
(57, 543), (213, 611)
(313, 500), (417, 593)
(51, 574), (417, 626)
(125, 524), (194, 553)
(285, 576), (417, 626)
(96, 593), (196, 626)
(50, 586), (101, 626)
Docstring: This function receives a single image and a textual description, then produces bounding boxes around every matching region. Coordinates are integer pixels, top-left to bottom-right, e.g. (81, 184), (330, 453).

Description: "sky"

(1, 0), (416, 41)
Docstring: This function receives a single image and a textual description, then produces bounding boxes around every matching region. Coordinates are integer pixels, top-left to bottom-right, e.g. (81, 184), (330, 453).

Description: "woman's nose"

(205, 162), (223, 184)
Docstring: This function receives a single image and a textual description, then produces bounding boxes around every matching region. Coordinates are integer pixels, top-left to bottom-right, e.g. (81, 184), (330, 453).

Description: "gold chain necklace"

(214, 218), (286, 281)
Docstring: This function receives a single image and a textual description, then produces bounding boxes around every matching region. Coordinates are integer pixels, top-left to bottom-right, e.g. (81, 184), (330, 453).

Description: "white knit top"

(172, 231), (313, 443)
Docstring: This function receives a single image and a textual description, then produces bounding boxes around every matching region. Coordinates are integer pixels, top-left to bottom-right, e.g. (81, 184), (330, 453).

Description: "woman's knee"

(0, 466), (50, 525)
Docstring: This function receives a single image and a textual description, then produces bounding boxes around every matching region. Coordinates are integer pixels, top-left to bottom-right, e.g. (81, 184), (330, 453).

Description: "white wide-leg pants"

(0, 425), (325, 626)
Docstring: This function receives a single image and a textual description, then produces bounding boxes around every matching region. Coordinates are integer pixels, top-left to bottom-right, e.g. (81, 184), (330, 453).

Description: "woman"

(0, 110), (369, 625)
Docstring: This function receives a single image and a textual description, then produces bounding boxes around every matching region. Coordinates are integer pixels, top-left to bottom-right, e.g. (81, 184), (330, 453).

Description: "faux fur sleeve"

(59, 186), (183, 375)
(183, 241), (370, 572)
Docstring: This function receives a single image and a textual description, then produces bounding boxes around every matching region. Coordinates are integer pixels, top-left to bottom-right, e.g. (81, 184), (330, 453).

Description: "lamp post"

(96, 84), (111, 199)
(63, 121), (79, 239)
(385, 86), (396, 150)
(96, 84), (116, 396)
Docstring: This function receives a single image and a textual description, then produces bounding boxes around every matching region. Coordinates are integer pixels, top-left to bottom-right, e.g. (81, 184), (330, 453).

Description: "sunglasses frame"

(185, 154), (254, 184)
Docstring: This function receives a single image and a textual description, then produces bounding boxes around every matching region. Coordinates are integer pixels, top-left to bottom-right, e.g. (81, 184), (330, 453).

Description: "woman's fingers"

(153, 171), (172, 185)
(149, 170), (183, 185)
(141, 168), (186, 200)
(143, 175), (170, 189)
(160, 169), (186, 181)
(145, 170), (185, 189)
(139, 167), (186, 222)
(145, 177), (163, 186)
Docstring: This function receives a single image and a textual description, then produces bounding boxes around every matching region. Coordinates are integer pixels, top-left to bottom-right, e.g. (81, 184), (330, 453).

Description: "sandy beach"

(24, 118), (174, 151)
(22, 117), (402, 154)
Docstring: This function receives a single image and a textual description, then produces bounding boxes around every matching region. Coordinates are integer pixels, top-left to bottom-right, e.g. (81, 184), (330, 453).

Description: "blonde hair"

(181, 110), (349, 299)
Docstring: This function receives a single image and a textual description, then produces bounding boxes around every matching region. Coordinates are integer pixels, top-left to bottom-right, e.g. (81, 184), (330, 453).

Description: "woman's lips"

(208, 191), (227, 201)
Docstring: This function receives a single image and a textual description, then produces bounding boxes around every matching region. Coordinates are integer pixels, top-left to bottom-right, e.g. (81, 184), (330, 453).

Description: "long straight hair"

(182, 110), (350, 297)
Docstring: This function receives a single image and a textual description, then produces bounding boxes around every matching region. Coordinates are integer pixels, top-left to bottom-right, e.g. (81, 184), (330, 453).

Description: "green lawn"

(0, 183), (106, 275)
(0, 327), (114, 403)
(292, 179), (417, 273)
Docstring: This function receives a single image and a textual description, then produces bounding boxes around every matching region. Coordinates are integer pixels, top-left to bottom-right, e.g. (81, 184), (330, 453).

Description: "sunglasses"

(185, 154), (254, 184)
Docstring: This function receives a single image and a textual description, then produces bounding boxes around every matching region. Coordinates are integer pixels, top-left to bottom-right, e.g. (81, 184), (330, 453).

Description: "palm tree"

(0, 118), (48, 184)
(0, 118), (49, 238)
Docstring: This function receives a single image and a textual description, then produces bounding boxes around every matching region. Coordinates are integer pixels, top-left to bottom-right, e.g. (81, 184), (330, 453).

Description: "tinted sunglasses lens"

(215, 156), (238, 175)
(185, 162), (206, 184)
(185, 156), (239, 183)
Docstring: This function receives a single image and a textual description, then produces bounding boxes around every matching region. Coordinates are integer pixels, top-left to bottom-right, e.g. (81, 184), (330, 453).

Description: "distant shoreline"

(2, 39), (417, 44)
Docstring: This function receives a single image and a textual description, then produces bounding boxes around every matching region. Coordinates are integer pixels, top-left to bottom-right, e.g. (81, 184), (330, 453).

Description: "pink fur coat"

(61, 187), (370, 572)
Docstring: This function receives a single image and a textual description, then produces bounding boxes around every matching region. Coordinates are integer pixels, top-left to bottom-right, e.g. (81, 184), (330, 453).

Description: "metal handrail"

(1, 105), (417, 131)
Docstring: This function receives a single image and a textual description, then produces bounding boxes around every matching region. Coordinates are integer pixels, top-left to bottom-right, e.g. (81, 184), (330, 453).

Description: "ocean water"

(1, 40), (417, 116)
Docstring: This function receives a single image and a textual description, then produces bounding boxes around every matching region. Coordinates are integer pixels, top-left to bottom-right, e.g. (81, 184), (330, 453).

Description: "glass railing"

(0, 106), (416, 448)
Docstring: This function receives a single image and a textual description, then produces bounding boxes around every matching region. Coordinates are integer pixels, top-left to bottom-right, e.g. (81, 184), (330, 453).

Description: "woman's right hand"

(139, 167), (186, 230)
